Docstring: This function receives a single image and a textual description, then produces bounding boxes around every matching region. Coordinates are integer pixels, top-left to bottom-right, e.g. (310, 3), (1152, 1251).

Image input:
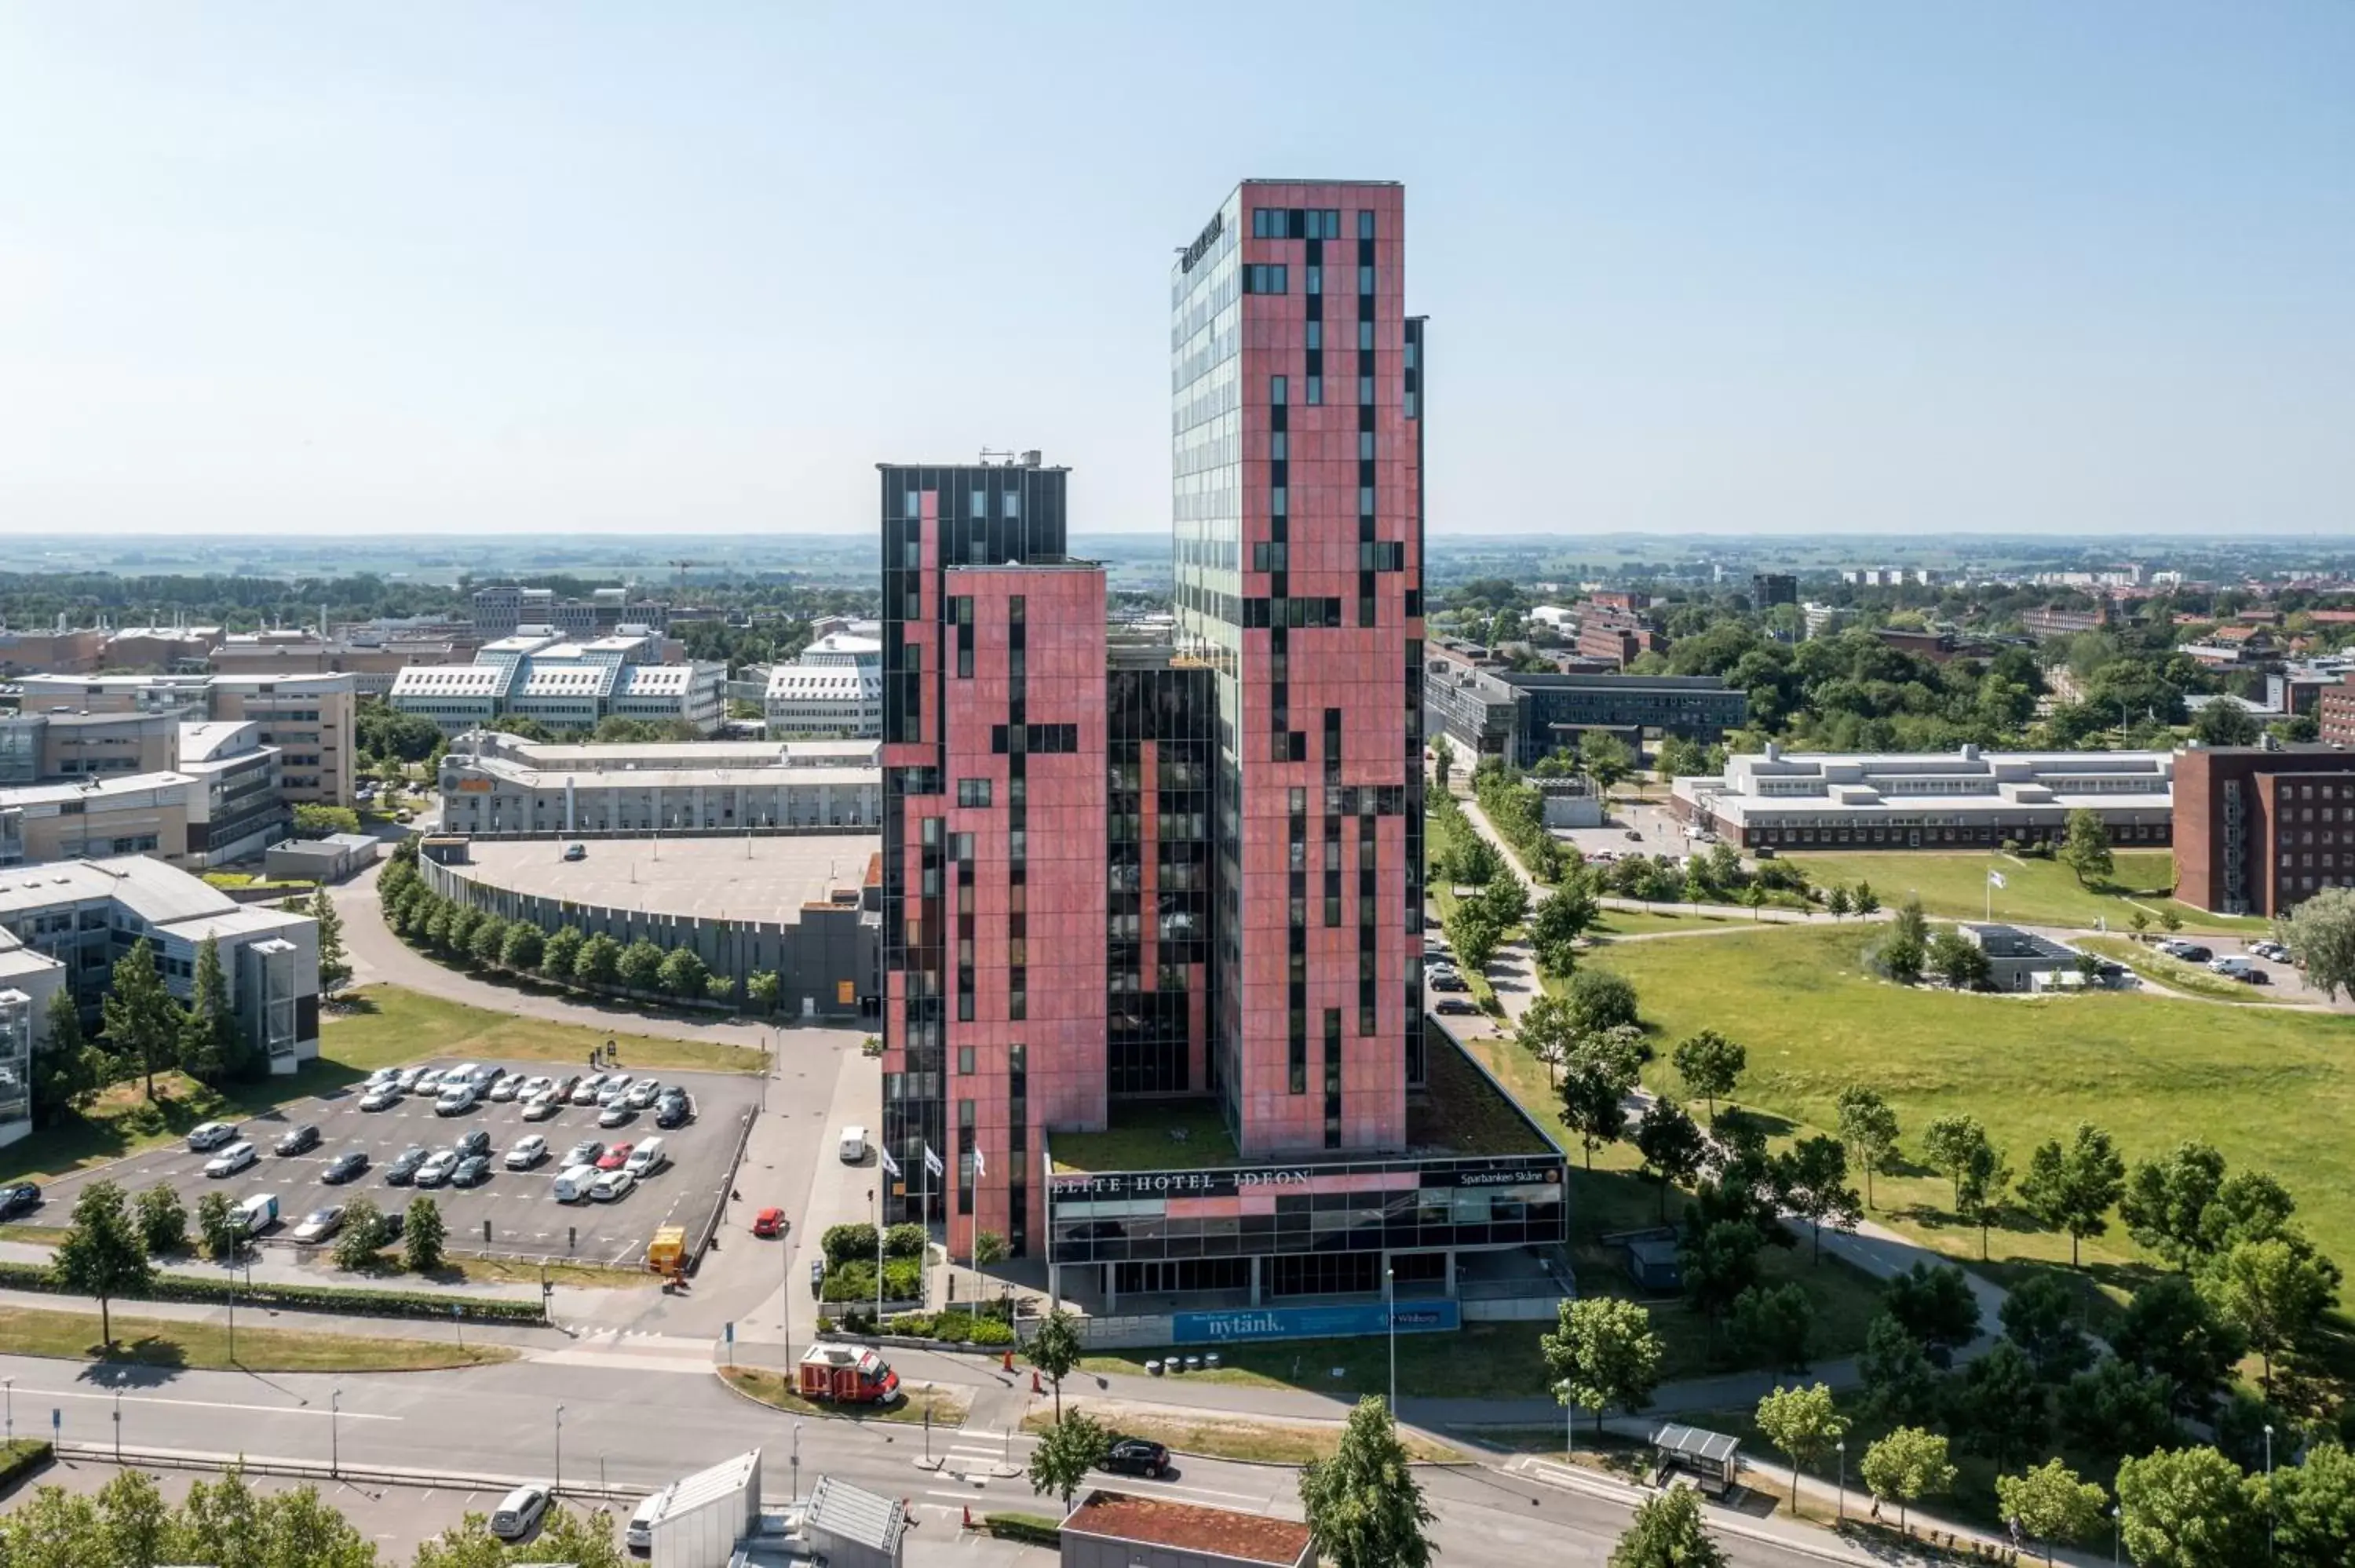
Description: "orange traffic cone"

(962, 1505), (976, 1530)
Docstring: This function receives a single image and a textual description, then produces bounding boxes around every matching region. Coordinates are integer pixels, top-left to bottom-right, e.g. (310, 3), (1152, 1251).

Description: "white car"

(435, 1082), (479, 1116)
(187, 1121), (238, 1152)
(487, 1073), (523, 1103)
(515, 1074), (553, 1101)
(521, 1092), (563, 1121)
(505, 1135), (549, 1171)
(363, 1067), (402, 1090)
(570, 1073), (608, 1106)
(596, 1076), (634, 1107)
(623, 1138), (666, 1177)
(590, 1169), (636, 1203)
(407, 1067), (445, 1094)
(624, 1078), (663, 1110)
(414, 1150), (459, 1187)
(203, 1141), (257, 1177)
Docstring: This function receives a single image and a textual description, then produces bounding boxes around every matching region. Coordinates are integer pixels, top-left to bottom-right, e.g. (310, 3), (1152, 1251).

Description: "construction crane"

(668, 559), (695, 592)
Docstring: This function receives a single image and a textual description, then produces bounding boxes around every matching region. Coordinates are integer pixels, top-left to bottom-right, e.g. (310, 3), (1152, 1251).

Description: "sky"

(2, 3), (2350, 540)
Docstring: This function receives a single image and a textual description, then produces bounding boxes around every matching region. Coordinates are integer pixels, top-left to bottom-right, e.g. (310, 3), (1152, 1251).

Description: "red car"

(753, 1207), (787, 1238)
(597, 1143), (633, 1172)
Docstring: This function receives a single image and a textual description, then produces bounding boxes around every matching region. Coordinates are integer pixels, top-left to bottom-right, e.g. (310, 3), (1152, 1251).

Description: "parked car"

(552, 1164), (599, 1203)
(2174, 943), (2215, 965)
(414, 1150), (459, 1187)
(232, 1193), (279, 1234)
(598, 1102), (636, 1129)
(522, 1092), (563, 1121)
(838, 1125), (868, 1163)
(570, 1074), (608, 1106)
(546, 1074), (580, 1102)
(490, 1485), (550, 1542)
(290, 1206), (345, 1245)
(204, 1142), (257, 1177)
(187, 1121), (239, 1152)
(452, 1155), (491, 1187)
(597, 1143), (633, 1172)
(596, 1076), (635, 1107)
(1434, 997), (1480, 1016)
(398, 1067), (438, 1093)
(1428, 972), (1470, 993)
(624, 1078), (664, 1110)
(275, 1124), (320, 1157)
(453, 1129), (491, 1161)
(360, 1085), (403, 1112)
(1102, 1436), (1171, 1479)
(590, 1169), (636, 1203)
(323, 1150), (370, 1183)
(516, 1074), (554, 1101)
(0, 1183), (41, 1220)
(752, 1207), (787, 1238)
(564, 843), (587, 861)
(564, 1140), (604, 1169)
(654, 1094), (692, 1129)
(506, 1135), (550, 1170)
(2240, 968), (2272, 985)
(385, 1146), (429, 1184)
(488, 1073), (524, 1103)
(624, 1139), (667, 1177)
(363, 1067), (401, 1090)
(435, 1082), (479, 1116)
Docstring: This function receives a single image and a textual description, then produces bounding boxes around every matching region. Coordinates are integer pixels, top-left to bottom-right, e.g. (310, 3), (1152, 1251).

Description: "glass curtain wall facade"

(1171, 181), (1426, 1159)
(1105, 652), (1218, 1099)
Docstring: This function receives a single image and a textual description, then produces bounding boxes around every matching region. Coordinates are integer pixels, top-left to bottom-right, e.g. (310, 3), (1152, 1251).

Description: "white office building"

(390, 631), (725, 736)
(437, 731), (882, 836)
(763, 632), (882, 739)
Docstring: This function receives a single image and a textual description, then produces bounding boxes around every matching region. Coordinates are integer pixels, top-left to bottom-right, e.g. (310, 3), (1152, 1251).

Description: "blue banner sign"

(1170, 1299), (1461, 1345)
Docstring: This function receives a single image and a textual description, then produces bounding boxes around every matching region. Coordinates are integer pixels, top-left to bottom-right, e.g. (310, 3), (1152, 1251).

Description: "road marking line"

(30, 1387), (402, 1422)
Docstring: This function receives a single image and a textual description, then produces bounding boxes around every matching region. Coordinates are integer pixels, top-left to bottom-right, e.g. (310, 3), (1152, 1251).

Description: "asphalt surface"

(40, 1063), (761, 1269)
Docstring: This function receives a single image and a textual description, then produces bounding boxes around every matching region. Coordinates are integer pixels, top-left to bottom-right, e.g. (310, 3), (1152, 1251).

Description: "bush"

(984, 1513), (1063, 1547)
(884, 1222), (928, 1260)
(823, 1223), (880, 1267)
(136, 1183), (188, 1254)
(820, 1257), (922, 1304)
(968, 1316), (1016, 1347)
(0, 1259), (544, 1322)
(0, 1441), (53, 1491)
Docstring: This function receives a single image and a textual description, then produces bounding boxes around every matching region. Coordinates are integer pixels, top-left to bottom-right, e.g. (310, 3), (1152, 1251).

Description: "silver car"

(624, 1078), (664, 1110)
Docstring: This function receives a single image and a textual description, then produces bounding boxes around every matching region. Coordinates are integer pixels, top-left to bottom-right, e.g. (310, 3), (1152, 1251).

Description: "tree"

(1871, 896), (1929, 982)
(2277, 884), (2355, 1001)
(1561, 968), (1640, 1037)
(2192, 699), (2262, 748)
(2058, 808), (2116, 888)
(1955, 1135), (2013, 1260)
(170, 1466), (381, 1568)
(176, 934), (243, 1085)
(2058, 1357), (2182, 1461)
(2017, 1121), (2126, 1266)
(1557, 1030), (1641, 1169)
(466, 914), (508, 966)
(574, 932), (623, 986)
(2203, 1236), (2339, 1395)
(305, 888), (350, 995)
(1860, 1427), (1956, 1533)
(2120, 1141), (2229, 1272)
(1953, 1340), (2047, 1468)
(2158, 906), (2182, 935)
(1926, 928), (1992, 989)
(1885, 1262), (1982, 1361)
(1740, 881), (1769, 921)
(1633, 1096), (1706, 1220)
(1996, 1459), (2109, 1566)
(1029, 1307), (1084, 1422)
(705, 974), (736, 1004)
(1027, 1407), (1110, 1514)
(1475, 870), (1529, 930)
(332, 1196), (385, 1272)
(2000, 1272), (2096, 1383)
(2114, 1274), (2247, 1418)
(498, 920), (544, 971)
(1444, 906), (1501, 974)
(1680, 1220), (1764, 1330)
(1754, 1384), (1848, 1511)
(541, 924), (586, 980)
(1430, 743), (1451, 793)
(1773, 1135), (1861, 1262)
(1730, 1283), (1814, 1373)
(1826, 884), (1852, 918)
(1530, 877), (1600, 952)
(291, 802), (362, 838)
(135, 1183), (187, 1255)
(746, 969), (780, 1014)
(1579, 731), (1634, 793)
(1670, 1030), (1745, 1121)
(1921, 1114), (1990, 1210)
(1835, 1086), (1900, 1209)
(2129, 908), (2152, 939)
(103, 936), (181, 1100)
(1858, 1315), (1942, 1425)
(2116, 1446), (2265, 1567)
(2262, 1441), (2355, 1568)
(53, 1180), (153, 1346)
(1298, 1396), (1436, 1568)
(1514, 994), (1578, 1088)
(403, 1195), (445, 1273)
(195, 1189), (240, 1261)
(1851, 881), (1880, 917)
(2199, 1169), (2303, 1254)
(31, 990), (108, 1122)
(1608, 1486), (1729, 1568)
(657, 946), (711, 999)
(1543, 1296), (1664, 1433)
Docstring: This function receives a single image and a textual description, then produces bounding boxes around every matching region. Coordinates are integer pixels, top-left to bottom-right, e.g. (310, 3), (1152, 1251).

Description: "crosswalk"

(535, 1329), (719, 1373)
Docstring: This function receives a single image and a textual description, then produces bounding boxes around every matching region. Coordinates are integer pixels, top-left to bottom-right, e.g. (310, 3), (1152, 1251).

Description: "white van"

(838, 1125), (868, 1163)
(552, 1163), (600, 1203)
(626, 1485), (674, 1550)
(489, 1483), (549, 1541)
(624, 1137), (667, 1178)
(232, 1193), (279, 1234)
(2210, 955), (2255, 979)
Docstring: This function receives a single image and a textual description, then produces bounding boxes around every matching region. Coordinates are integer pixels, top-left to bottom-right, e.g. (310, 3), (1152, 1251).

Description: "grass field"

(1581, 922), (2355, 1280)
(1019, 1405), (1462, 1466)
(720, 1365), (969, 1426)
(0, 1304), (516, 1373)
(1784, 848), (2262, 933)
(0, 985), (766, 1188)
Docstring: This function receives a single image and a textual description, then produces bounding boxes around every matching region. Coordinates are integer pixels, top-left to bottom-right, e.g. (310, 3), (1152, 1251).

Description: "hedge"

(984, 1512), (1062, 1547)
(0, 1440), (53, 1492)
(0, 1260), (546, 1323)
(882, 1309), (1016, 1347)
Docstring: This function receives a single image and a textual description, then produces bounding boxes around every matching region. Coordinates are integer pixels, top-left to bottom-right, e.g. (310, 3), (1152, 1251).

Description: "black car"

(453, 1129), (491, 1161)
(654, 1095), (692, 1129)
(452, 1155), (491, 1187)
(1434, 997), (1480, 1016)
(379, 1209), (404, 1242)
(1102, 1437), (1170, 1479)
(384, 1146), (429, 1184)
(2240, 968), (2272, 985)
(275, 1124), (321, 1157)
(323, 1150), (370, 1184)
(0, 1183), (39, 1220)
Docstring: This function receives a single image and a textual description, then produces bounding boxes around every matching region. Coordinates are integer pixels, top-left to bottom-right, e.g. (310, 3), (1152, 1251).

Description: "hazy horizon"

(3, 4), (2348, 540)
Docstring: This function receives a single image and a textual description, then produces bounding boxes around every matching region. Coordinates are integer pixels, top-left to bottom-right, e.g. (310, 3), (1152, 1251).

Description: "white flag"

(1987, 870), (2006, 889)
(922, 1143), (945, 1179)
(879, 1145), (902, 1179)
(973, 1145), (987, 1179)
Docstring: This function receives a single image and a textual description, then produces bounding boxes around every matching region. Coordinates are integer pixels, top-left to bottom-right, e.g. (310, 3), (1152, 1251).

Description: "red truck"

(798, 1343), (900, 1405)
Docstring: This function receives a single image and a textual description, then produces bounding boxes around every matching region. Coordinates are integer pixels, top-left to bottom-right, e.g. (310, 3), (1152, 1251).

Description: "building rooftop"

(0, 771), (196, 810)
(0, 855), (239, 926)
(178, 720), (260, 763)
(803, 1475), (907, 1555)
(455, 836), (878, 926)
(1061, 1491), (1311, 1568)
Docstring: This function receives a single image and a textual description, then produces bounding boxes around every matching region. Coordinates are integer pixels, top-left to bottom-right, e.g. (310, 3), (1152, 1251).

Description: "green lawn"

(0, 1304), (516, 1373)
(1784, 848), (2263, 934)
(1583, 923), (2355, 1281)
(1588, 908), (1758, 938)
(0, 984), (767, 1187)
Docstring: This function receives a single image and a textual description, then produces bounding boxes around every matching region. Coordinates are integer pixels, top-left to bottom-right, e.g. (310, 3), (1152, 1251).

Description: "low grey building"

(1960, 923), (2093, 991)
(1424, 660), (1746, 769)
(1059, 1490), (1313, 1568)
(264, 832), (380, 884)
(803, 1475), (907, 1568)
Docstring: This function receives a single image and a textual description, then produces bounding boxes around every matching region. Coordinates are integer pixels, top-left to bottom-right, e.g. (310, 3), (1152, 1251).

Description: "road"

(0, 1348), (1879, 1567)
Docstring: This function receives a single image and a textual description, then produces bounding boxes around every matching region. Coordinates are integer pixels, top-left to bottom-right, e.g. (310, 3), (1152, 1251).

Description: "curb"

(49, 1440), (642, 1504)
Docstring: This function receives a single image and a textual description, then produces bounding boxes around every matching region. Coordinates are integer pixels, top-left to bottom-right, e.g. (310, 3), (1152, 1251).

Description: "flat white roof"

(0, 772), (195, 809)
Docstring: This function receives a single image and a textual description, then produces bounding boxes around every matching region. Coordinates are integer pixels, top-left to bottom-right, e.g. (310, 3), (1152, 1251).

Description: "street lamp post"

(1554, 1380), (1575, 1458)
(1385, 1265), (1397, 1416)
(330, 1389), (341, 1478)
(554, 1405), (565, 1495)
(2266, 1424), (2275, 1560)
(4, 1377), (13, 1444)
(791, 1421), (803, 1504)
(1835, 1439), (1846, 1522)
(111, 1391), (121, 1463)
(2112, 1503), (2122, 1564)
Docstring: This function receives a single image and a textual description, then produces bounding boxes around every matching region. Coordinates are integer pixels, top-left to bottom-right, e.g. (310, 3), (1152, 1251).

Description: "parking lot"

(70, 1062), (763, 1268)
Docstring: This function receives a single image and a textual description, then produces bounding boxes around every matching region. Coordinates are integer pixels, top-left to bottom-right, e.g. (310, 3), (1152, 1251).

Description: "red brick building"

(2173, 743), (2355, 915)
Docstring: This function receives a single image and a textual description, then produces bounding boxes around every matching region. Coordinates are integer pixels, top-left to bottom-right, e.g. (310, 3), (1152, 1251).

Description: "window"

(1358, 264), (1375, 294)
(1270, 375), (1287, 406)
(1272, 432), (1287, 461)
(1358, 320), (1375, 352)
(1357, 374), (1373, 405)
(1306, 377), (1323, 405)
(1305, 264), (1322, 295)
(1359, 431), (1375, 461)
(1358, 210), (1375, 240)
(1305, 321), (1322, 352)
(1271, 487), (1286, 516)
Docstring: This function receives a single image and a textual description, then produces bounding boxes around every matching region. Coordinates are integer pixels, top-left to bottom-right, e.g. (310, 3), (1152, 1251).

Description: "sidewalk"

(0, 1238), (542, 1301)
(0, 1284), (569, 1352)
